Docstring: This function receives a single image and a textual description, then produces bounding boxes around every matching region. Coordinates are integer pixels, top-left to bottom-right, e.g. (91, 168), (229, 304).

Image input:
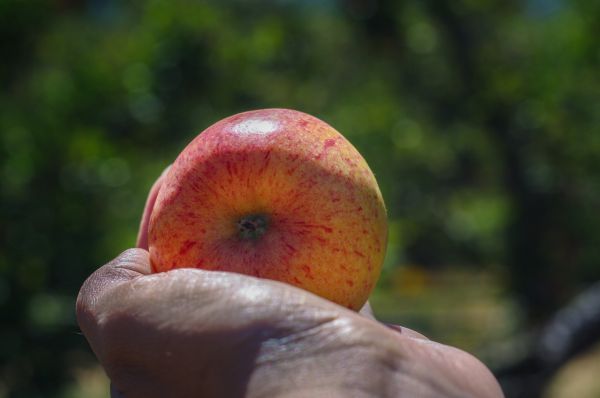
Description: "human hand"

(76, 169), (504, 398)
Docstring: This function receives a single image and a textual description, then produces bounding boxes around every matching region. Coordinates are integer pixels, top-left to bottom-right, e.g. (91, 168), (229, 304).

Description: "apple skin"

(148, 108), (387, 310)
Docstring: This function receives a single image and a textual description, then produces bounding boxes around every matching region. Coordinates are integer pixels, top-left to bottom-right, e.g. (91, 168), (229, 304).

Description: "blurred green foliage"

(1, 0), (599, 396)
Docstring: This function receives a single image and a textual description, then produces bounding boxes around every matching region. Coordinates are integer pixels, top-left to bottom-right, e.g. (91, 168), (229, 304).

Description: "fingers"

(359, 301), (376, 319)
(136, 166), (171, 249)
(404, 338), (505, 398)
(386, 323), (429, 340)
(76, 248), (342, 337)
(76, 249), (152, 341)
(358, 301), (428, 339)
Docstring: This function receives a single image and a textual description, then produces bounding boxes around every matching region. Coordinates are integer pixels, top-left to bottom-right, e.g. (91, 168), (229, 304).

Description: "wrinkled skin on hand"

(76, 168), (504, 398)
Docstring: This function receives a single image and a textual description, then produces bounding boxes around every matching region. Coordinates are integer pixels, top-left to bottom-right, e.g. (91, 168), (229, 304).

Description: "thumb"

(137, 166), (171, 250)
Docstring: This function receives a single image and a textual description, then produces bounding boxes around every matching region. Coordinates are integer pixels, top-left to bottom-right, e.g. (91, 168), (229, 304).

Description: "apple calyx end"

(237, 213), (270, 241)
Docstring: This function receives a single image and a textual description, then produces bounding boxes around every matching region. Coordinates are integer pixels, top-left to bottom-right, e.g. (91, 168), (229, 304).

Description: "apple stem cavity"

(237, 214), (269, 241)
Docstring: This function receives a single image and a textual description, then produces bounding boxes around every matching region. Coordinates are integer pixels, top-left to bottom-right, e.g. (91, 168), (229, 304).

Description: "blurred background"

(1, 0), (599, 397)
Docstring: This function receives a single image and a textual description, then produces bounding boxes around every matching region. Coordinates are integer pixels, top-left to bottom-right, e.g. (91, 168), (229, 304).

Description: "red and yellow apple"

(148, 108), (387, 310)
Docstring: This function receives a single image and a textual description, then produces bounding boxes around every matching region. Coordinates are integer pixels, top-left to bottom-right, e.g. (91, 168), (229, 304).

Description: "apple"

(148, 109), (387, 310)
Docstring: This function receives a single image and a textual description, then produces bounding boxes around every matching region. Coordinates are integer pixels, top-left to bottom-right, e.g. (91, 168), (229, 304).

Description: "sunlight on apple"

(231, 118), (279, 136)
